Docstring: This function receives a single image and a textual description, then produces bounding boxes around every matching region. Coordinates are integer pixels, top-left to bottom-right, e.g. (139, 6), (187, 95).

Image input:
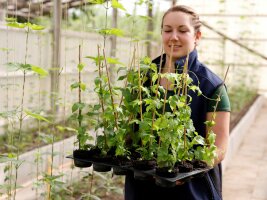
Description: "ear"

(195, 31), (201, 43)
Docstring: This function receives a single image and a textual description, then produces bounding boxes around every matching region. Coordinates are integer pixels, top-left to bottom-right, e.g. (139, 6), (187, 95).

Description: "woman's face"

(162, 11), (201, 60)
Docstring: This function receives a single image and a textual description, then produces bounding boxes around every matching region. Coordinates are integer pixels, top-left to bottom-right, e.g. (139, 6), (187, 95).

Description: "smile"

(169, 45), (182, 48)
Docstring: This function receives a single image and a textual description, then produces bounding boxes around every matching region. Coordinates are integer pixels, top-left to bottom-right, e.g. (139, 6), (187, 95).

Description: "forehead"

(162, 11), (192, 27)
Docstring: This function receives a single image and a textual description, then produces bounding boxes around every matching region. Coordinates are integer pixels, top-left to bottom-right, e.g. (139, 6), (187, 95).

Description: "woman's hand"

(176, 180), (184, 185)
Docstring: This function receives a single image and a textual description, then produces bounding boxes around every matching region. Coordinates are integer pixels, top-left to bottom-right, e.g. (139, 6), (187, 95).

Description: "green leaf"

(168, 95), (178, 111)
(72, 102), (85, 113)
(6, 62), (31, 71)
(93, 104), (101, 111)
(6, 22), (27, 29)
(204, 120), (216, 127)
(151, 74), (158, 84)
(118, 75), (127, 81)
(71, 82), (79, 90)
(70, 82), (86, 91)
(191, 135), (205, 146)
(111, 0), (127, 11)
(0, 47), (13, 52)
(141, 56), (151, 65)
(94, 77), (101, 85)
(25, 110), (51, 123)
(189, 85), (202, 96)
(98, 28), (124, 37)
(0, 109), (18, 118)
(139, 15), (151, 21)
(207, 131), (216, 144)
(28, 23), (45, 30)
(88, 0), (105, 4)
(80, 83), (86, 91)
(31, 65), (48, 77)
(70, 82), (79, 90)
(5, 17), (16, 23)
(107, 57), (124, 65)
(85, 55), (104, 65)
(117, 66), (127, 74)
(56, 126), (77, 132)
(78, 63), (85, 71)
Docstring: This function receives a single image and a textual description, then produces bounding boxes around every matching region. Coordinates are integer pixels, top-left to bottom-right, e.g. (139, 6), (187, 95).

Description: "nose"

(170, 31), (178, 41)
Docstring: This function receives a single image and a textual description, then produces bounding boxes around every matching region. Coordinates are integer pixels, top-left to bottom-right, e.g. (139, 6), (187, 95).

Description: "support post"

(50, 0), (61, 113)
(146, 0), (153, 57)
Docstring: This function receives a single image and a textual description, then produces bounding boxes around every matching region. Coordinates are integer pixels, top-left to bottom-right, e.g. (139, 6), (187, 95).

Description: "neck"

(164, 56), (175, 72)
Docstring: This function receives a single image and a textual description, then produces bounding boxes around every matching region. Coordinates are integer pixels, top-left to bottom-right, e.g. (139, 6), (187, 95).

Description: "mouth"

(168, 44), (182, 49)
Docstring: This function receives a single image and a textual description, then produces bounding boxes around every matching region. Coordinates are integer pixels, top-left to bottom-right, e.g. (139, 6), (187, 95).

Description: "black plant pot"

(113, 166), (129, 175)
(132, 159), (156, 170)
(93, 163), (112, 172)
(73, 149), (92, 168)
(132, 160), (156, 181)
(155, 167), (179, 178)
(175, 160), (194, 173)
(155, 167), (179, 188)
(111, 156), (131, 175)
(134, 170), (155, 181)
(192, 159), (208, 169)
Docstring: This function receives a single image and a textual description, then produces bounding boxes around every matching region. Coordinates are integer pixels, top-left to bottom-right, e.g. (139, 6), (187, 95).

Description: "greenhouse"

(0, 0), (266, 199)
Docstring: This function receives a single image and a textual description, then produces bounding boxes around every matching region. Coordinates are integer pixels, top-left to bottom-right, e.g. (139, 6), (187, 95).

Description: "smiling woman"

(124, 5), (230, 200)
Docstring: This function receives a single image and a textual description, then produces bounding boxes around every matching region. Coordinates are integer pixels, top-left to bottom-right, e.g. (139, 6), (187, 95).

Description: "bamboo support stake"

(97, 45), (108, 147)
(162, 43), (174, 114)
(151, 46), (164, 135)
(103, 49), (118, 129)
(78, 45), (82, 148)
(182, 52), (190, 150)
(137, 42), (143, 121)
(119, 46), (136, 107)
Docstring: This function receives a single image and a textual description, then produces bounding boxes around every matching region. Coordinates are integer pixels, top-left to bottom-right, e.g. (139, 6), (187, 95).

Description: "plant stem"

(35, 2), (44, 197)
(206, 65), (230, 139)
(5, 1), (13, 198)
(162, 44), (174, 114)
(137, 42), (143, 121)
(182, 52), (189, 151)
(97, 45), (107, 147)
(13, 2), (31, 197)
(181, 53), (189, 97)
(103, 49), (118, 129)
(103, 0), (109, 49)
(13, 71), (26, 200)
(119, 46), (136, 107)
(78, 45), (82, 149)
(151, 46), (164, 144)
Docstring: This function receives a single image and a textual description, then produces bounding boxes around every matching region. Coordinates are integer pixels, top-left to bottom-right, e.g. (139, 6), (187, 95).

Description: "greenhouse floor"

(223, 97), (267, 200)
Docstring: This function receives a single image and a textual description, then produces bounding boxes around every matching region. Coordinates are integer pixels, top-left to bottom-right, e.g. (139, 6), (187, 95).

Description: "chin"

(167, 51), (186, 60)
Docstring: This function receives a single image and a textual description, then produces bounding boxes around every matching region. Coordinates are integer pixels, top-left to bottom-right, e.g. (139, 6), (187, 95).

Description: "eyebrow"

(163, 25), (188, 28)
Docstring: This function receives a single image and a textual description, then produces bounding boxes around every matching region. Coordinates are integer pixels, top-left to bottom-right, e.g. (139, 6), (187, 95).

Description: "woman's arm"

(206, 111), (230, 165)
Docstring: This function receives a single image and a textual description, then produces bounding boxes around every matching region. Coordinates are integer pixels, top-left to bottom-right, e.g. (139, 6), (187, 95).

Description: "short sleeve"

(207, 85), (231, 112)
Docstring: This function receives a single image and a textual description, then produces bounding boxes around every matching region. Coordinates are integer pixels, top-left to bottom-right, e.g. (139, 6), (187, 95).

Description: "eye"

(163, 30), (172, 33)
(179, 30), (187, 33)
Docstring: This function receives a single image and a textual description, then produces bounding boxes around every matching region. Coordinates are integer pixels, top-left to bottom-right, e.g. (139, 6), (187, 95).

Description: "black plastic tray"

(67, 155), (211, 183)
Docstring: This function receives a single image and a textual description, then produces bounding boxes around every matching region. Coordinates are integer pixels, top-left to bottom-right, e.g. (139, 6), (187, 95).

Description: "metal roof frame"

(1, 0), (92, 19)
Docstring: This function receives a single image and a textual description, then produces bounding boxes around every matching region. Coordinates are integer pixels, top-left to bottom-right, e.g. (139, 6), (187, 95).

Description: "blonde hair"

(161, 5), (201, 33)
